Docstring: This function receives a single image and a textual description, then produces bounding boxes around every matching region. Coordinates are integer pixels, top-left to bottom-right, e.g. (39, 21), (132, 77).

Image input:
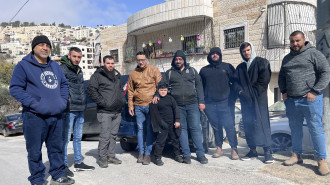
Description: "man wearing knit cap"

(199, 47), (239, 160)
(10, 35), (74, 185)
(157, 50), (208, 164)
(234, 42), (273, 164)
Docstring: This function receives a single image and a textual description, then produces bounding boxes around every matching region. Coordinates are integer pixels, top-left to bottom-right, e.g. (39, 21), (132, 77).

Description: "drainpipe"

(316, 0), (330, 161)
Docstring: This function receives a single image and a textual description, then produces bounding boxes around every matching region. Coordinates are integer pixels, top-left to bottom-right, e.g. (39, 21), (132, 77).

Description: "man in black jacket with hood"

(160, 50), (208, 164)
(88, 56), (126, 168)
(61, 47), (95, 176)
(199, 47), (239, 160)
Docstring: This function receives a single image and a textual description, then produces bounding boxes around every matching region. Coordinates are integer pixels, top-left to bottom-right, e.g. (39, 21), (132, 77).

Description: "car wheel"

(2, 128), (9, 137)
(120, 139), (137, 151)
(271, 134), (292, 153)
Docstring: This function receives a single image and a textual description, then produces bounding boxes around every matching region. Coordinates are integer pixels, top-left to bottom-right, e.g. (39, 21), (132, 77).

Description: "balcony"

(127, 0), (213, 35)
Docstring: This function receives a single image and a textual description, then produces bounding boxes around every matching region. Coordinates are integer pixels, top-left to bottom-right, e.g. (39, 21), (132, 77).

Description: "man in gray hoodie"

(278, 30), (330, 176)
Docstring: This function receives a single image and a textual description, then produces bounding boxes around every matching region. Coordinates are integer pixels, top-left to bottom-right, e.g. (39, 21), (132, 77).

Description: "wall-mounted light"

(260, 6), (266, 12)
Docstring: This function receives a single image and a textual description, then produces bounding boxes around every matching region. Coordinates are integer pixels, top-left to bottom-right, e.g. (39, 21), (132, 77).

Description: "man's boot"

(231, 148), (239, 160)
(283, 152), (303, 166)
(212, 147), (223, 158)
(317, 158), (330, 176)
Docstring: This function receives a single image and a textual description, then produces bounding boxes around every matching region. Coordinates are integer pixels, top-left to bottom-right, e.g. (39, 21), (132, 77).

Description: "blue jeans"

(62, 111), (84, 166)
(179, 103), (205, 158)
(135, 105), (153, 155)
(285, 94), (327, 159)
(22, 111), (65, 184)
(205, 102), (238, 148)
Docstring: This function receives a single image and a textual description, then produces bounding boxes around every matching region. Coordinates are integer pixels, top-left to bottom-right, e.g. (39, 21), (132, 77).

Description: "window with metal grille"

(110, 49), (119, 63)
(224, 27), (245, 49)
(182, 35), (197, 52)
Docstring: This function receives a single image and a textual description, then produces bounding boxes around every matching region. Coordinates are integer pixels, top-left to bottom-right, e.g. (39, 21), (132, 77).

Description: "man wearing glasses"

(128, 51), (162, 165)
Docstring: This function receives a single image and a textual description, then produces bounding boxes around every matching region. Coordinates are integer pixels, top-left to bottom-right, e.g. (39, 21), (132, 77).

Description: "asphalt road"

(0, 135), (297, 185)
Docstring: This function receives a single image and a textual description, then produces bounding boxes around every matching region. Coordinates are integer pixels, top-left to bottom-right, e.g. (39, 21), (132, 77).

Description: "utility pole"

(316, 0), (330, 161)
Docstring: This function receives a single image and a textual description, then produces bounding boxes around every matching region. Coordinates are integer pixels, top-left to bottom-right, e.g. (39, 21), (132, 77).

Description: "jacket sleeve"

(127, 73), (135, 110)
(9, 63), (36, 107)
(87, 73), (105, 107)
(193, 68), (205, 104)
(228, 64), (237, 102)
(171, 96), (180, 123)
(310, 50), (330, 95)
(251, 59), (271, 98)
(59, 67), (69, 102)
(278, 58), (287, 94)
(154, 67), (162, 87)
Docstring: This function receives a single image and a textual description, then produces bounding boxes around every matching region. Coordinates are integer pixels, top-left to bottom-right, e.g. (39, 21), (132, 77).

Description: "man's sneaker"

(65, 166), (74, 177)
(183, 157), (191, 164)
(283, 152), (303, 166)
(50, 175), (74, 185)
(108, 157), (122, 165)
(32, 183), (45, 185)
(137, 154), (144, 163)
(97, 160), (108, 168)
(73, 162), (95, 171)
(174, 155), (183, 163)
(317, 158), (330, 176)
(197, 156), (208, 164)
(155, 158), (164, 166)
(142, 155), (151, 165)
(264, 152), (275, 164)
(241, 150), (258, 161)
(212, 147), (223, 158)
(231, 148), (239, 160)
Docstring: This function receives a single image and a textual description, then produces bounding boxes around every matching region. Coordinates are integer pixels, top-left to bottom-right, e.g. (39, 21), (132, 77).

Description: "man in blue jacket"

(60, 47), (94, 176)
(10, 35), (74, 185)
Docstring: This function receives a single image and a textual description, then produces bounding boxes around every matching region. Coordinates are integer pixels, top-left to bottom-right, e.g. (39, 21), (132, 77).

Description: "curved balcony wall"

(127, 0), (213, 35)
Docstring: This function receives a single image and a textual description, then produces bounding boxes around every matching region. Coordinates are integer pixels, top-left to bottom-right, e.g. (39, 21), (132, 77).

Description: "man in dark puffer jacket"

(88, 55), (126, 168)
(61, 47), (95, 175)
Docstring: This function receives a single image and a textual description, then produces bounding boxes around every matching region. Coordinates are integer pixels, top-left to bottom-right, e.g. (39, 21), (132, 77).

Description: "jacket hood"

(290, 41), (311, 55)
(207, 47), (222, 65)
(97, 67), (121, 79)
(239, 42), (256, 62)
(60, 55), (80, 72)
(22, 52), (52, 68)
(171, 50), (187, 67)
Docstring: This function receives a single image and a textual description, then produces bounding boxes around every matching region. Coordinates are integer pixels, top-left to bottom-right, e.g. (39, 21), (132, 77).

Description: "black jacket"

(161, 50), (204, 106)
(60, 55), (86, 112)
(87, 67), (126, 114)
(200, 47), (235, 104)
(234, 56), (272, 147)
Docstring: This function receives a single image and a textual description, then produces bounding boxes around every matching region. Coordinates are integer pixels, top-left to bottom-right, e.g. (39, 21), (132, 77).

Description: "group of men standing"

(8, 30), (330, 184)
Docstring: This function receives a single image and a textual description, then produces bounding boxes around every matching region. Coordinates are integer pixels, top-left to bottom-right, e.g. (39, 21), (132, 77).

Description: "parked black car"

(0, 113), (23, 137)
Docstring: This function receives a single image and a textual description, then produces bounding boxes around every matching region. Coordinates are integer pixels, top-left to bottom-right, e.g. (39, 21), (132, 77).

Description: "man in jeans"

(88, 55), (126, 168)
(158, 50), (208, 164)
(128, 51), (162, 165)
(10, 35), (74, 184)
(279, 30), (330, 176)
(199, 47), (239, 160)
(60, 47), (95, 175)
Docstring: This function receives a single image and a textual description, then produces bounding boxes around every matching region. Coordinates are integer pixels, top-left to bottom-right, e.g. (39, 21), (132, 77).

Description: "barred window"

(224, 27), (245, 49)
(110, 49), (119, 63)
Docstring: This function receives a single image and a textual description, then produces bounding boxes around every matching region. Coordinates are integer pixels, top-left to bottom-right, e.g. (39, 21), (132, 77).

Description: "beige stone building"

(100, 0), (317, 105)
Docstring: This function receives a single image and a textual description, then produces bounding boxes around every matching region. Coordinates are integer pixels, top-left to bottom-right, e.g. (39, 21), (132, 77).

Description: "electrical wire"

(0, 0), (30, 33)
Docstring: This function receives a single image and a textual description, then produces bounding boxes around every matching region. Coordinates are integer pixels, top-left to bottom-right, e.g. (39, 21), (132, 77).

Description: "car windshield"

(6, 114), (21, 122)
(268, 101), (285, 112)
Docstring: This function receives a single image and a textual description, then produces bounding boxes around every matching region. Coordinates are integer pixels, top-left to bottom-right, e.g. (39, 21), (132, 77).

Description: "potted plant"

(196, 45), (205, 53)
(186, 41), (195, 54)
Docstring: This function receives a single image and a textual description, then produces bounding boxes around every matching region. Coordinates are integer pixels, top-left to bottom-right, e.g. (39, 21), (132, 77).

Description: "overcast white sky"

(0, 0), (164, 27)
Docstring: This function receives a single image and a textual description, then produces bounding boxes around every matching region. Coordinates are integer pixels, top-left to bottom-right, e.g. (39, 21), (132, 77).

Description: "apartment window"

(110, 49), (119, 63)
(224, 27), (245, 49)
(182, 35), (197, 53)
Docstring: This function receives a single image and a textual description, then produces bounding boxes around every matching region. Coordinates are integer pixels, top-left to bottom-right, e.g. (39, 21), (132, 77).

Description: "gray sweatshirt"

(278, 42), (330, 97)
